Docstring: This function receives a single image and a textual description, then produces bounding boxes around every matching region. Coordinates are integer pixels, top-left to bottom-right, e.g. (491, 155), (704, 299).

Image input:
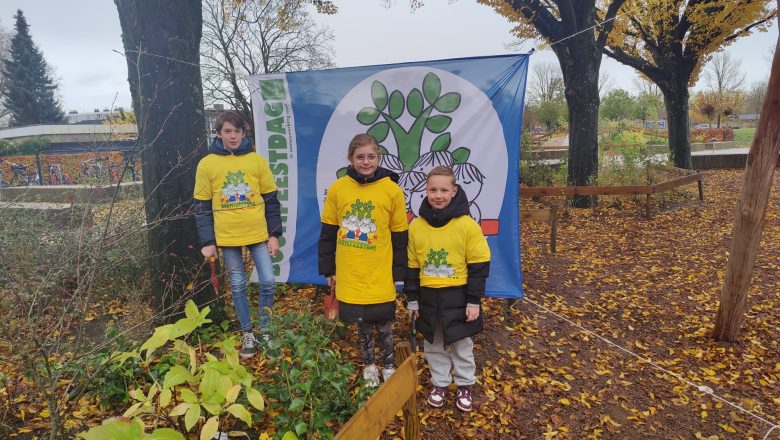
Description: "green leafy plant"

(259, 309), (372, 439)
(78, 416), (183, 440)
(79, 301), (265, 440)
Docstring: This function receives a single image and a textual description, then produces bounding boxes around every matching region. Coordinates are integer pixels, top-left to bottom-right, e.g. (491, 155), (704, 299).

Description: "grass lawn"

(733, 127), (756, 144)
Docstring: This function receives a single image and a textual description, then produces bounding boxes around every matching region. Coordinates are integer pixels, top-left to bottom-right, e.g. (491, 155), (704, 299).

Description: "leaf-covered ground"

(1, 169), (778, 439)
(373, 169), (779, 439)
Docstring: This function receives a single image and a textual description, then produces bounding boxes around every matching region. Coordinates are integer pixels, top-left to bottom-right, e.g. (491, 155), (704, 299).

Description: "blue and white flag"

(249, 54), (529, 298)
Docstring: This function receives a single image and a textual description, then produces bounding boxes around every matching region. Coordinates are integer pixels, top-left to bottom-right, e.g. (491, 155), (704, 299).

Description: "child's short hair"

(427, 165), (456, 186)
(215, 111), (249, 132)
(348, 133), (380, 157)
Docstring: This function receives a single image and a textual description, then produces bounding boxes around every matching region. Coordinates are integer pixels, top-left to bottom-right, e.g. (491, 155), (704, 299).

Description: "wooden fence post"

(335, 342), (420, 440)
(395, 342), (421, 440)
(697, 177), (704, 201)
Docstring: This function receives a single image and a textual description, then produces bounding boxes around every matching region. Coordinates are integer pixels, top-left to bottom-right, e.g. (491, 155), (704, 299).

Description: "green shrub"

(79, 301), (269, 440)
(259, 309), (372, 439)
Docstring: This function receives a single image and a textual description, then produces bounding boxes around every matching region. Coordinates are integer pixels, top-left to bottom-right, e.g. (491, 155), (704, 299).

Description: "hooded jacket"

(405, 186), (490, 345)
(193, 137), (282, 247)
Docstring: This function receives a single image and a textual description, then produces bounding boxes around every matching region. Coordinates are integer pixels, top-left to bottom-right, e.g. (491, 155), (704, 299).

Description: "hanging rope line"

(517, 297), (780, 439)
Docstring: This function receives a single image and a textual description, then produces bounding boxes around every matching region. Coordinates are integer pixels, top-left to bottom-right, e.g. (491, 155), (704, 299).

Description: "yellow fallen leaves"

(719, 423), (737, 433)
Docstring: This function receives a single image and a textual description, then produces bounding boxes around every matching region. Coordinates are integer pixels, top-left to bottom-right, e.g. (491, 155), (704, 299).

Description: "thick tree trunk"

(554, 41), (601, 207)
(712, 32), (780, 342)
(661, 83), (693, 169)
(115, 0), (223, 320)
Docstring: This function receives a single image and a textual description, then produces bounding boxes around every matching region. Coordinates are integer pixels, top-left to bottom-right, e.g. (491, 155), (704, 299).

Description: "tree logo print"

(346, 72), (487, 223)
(220, 170), (255, 207)
(422, 248), (456, 278)
(339, 199), (378, 243)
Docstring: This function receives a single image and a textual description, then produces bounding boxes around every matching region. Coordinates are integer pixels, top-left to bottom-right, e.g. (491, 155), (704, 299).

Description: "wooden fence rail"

(335, 342), (420, 440)
(520, 170), (704, 217)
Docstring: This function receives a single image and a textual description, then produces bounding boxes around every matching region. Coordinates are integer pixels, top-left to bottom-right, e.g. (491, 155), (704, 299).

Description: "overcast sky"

(0, 0), (776, 113)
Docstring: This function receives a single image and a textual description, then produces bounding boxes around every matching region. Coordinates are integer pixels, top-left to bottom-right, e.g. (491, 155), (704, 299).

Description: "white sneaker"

(363, 365), (380, 387)
(381, 367), (395, 381)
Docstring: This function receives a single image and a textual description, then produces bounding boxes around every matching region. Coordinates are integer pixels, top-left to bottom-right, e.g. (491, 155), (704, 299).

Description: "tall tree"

(691, 91), (719, 125)
(528, 60), (565, 103)
(600, 88), (635, 121)
(703, 53), (746, 127)
(479, 0), (626, 207)
(0, 20), (11, 124)
(603, 0), (775, 169)
(201, 0), (335, 126)
(534, 100), (565, 131)
(1, 10), (64, 127)
(598, 70), (616, 99)
(114, 0), (219, 319)
(744, 79), (768, 115)
(632, 91), (662, 125)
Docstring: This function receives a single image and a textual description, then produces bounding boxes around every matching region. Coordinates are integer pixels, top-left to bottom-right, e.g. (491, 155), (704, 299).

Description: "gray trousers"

(424, 321), (476, 387)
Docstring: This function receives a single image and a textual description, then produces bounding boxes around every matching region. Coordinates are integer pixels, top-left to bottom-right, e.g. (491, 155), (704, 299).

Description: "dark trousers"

(357, 320), (394, 367)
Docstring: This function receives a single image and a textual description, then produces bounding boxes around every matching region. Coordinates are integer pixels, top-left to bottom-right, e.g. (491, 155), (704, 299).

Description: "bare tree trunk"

(712, 30), (780, 342)
(115, 0), (223, 321)
(662, 83), (693, 169)
(553, 37), (602, 208)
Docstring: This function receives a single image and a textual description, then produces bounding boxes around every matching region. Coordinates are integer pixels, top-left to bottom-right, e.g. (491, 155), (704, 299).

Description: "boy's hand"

(201, 244), (217, 260)
(267, 236), (280, 257)
(326, 276), (336, 287)
(407, 301), (419, 320)
(465, 305), (480, 322)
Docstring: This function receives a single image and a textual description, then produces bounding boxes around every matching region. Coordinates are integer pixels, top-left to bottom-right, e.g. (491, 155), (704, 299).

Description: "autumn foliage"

(691, 127), (735, 143)
(1, 169), (778, 438)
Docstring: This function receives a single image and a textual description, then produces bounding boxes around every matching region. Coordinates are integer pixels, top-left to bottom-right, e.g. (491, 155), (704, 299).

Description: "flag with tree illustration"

(335, 72), (492, 232)
(252, 54), (527, 297)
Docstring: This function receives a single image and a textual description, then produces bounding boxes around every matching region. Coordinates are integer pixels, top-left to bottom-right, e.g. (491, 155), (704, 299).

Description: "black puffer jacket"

(405, 187), (490, 345)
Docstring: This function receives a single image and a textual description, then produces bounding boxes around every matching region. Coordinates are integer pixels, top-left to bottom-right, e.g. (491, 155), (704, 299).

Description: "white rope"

(516, 297), (780, 438)
(547, 15), (620, 48)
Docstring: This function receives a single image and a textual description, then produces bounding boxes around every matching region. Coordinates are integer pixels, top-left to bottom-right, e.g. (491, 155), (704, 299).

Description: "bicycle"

(48, 163), (72, 185)
(8, 163), (41, 186)
(108, 162), (124, 184)
(80, 156), (109, 183)
(0, 168), (10, 188)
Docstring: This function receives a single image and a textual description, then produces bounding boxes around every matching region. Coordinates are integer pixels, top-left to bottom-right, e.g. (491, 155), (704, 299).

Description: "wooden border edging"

(335, 342), (420, 440)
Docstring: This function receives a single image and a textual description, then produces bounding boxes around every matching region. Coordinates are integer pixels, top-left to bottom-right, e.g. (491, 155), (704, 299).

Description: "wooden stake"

(395, 342), (421, 440)
(712, 20), (780, 341)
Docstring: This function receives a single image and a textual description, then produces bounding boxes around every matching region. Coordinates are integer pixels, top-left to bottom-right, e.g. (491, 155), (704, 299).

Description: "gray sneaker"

(239, 332), (257, 359)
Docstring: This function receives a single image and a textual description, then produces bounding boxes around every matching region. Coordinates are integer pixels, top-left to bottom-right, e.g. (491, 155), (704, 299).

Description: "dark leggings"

(357, 320), (395, 367)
